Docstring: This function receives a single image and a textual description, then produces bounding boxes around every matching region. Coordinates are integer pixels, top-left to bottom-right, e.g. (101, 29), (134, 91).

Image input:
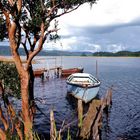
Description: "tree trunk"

(28, 65), (36, 121)
(20, 70), (33, 139)
(28, 65), (35, 103)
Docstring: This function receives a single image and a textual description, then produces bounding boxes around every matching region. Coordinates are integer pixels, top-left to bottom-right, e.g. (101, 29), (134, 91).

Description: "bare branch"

(55, 4), (81, 18)
(31, 36), (37, 51)
(26, 22), (45, 69)
(0, 128), (6, 140)
(47, 4), (59, 17)
(8, 0), (14, 6)
(28, 37), (33, 48)
(0, 2), (11, 29)
(21, 41), (29, 58)
(17, 0), (22, 12)
(44, 28), (59, 40)
(51, 0), (55, 7)
(40, 0), (45, 12)
(15, 120), (24, 140)
(9, 22), (18, 49)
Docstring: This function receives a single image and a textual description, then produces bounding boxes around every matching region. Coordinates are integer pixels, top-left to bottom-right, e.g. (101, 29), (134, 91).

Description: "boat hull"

(67, 84), (99, 103)
(61, 68), (83, 77)
(33, 69), (44, 77)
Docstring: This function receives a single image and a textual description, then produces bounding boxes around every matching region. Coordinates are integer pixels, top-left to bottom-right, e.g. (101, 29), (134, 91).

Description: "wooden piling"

(79, 99), (101, 139)
(79, 88), (113, 140)
(50, 110), (57, 140)
(78, 99), (83, 128)
(96, 60), (98, 79)
(107, 88), (112, 106)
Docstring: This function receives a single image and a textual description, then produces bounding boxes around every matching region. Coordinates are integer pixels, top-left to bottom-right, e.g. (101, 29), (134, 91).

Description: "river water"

(33, 56), (140, 140)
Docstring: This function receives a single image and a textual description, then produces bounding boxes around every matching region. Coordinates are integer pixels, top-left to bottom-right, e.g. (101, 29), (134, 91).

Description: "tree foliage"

(0, 0), (97, 46)
(0, 61), (20, 98)
(0, 14), (7, 40)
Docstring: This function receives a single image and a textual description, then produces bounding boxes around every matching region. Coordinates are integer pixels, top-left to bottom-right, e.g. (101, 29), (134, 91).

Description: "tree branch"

(8, 0), (14, 6)
(0, 106), (9, 131)
(0, 128), (6, 140)
(4, 96), (24, 140)
(17, 0), (22, 13)
(15, 120), (24, 140)
(26, 22), (45, 70)
(47, 4), (59, 17)
(55, 4), (81, 18)
(31, 36), (37, 51)
(8, 22), (24, 75)
(0, 2), (11, 30)
(21, 40), (29, 58)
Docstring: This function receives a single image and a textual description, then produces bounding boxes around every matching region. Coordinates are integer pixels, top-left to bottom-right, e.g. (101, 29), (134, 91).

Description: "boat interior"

(70, 77), (92, 85)
(67, 75), (100, 86)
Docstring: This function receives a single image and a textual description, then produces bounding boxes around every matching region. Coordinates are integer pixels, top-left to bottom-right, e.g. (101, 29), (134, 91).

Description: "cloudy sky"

(1, 0), (140, 52)
(45, 0), (140, 52)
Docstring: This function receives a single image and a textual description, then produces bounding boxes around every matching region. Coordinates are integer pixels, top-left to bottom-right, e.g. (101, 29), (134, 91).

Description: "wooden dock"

(78, 88), (113, 140)
(33, 67), (62, 78)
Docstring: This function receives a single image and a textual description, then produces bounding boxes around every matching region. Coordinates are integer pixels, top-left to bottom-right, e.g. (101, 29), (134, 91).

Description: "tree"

(0, 14), (7, 40)
(0, 0), (97, 139)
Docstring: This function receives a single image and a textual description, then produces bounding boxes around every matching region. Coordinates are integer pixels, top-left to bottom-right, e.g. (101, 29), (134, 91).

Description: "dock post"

(56, 67), (61, 78)
(41, 72), (44, 80)
(96, 60), (98, 79)
(106, 88), (112, 106)
(79, 87), (113, 140)
(79, 99), (101, 139)
(50, 109), (57, 140)
(107, 88), (112, 106)
(78, 99), (83, 128)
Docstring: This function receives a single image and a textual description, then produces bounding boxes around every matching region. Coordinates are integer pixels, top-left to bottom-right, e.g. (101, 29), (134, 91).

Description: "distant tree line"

(92, 51), (140, 57)
(0, 45), (140, 57)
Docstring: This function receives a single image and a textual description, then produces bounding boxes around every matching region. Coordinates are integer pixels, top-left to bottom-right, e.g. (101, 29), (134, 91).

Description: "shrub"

(0, 61), (20, 98)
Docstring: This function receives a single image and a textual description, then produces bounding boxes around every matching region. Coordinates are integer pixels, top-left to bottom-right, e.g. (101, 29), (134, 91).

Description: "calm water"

(33, 57), (140, 140)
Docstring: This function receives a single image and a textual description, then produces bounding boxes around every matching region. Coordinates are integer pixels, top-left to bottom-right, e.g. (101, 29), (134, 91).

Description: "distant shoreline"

(0, 45), (140, 57)
(0, 55), (140, 62)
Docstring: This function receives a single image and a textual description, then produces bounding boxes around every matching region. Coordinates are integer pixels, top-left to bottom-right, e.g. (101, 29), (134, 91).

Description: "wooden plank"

(78, 99), (83, 128)
(79, 99), (101, 139)
(79, 88), (113, 139)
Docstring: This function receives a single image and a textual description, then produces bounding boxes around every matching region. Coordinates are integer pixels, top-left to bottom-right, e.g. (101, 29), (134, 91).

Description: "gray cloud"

(59, 19), (140, 52)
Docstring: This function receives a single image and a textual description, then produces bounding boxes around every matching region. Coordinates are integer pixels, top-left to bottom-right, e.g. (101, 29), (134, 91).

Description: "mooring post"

(78, 99), (83, 128)
(79, 88), (113, 140)
(56, 67), (61, 78)
(105, 88), (112, 107)
(79, 99), (101, 139)
(41, 72), (44, 80)
(50, 109), (57, 140)
(96, 60), (98, 79)
(92, 105), (102, 140)
(109, 88), (112, 105)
